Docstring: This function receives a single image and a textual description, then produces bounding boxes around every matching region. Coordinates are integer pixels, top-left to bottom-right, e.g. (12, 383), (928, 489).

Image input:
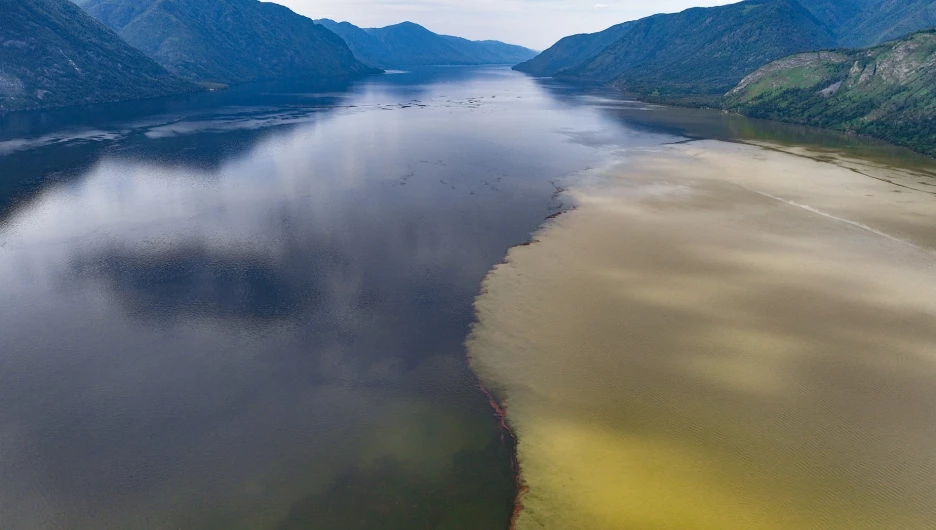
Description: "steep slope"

(794, 0), (875, 30)
(512, 22), (634, 77)
(314, 20), (537, 69)
(313, 19), (391, 68)
(798, 0), (936, 47)
(78, 0), (379, 85)
(557, 0), (836, 97)
(726, 30), (936, 157)
(837, 0), (936, 47)
(0, 0), (193, 112)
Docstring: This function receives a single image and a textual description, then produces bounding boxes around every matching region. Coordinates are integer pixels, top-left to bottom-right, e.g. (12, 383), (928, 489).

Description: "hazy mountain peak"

(384, 21), (428, 30)
(315, 19), (537, 69)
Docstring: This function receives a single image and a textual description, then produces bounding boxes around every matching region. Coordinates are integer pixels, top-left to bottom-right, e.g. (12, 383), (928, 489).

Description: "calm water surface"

(0, 67), (928, 529)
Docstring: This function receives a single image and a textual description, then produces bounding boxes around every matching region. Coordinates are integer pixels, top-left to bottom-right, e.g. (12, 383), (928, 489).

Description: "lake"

(1, 66), (934, 529)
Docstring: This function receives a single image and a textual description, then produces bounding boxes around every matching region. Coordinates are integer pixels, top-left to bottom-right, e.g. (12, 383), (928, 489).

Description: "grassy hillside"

(0, 0), (194, 112)
(314, 20), (536, 69)
(557, 0), (835, 97)
(79, 0), (379, 85)
(725, 30), (936, 157)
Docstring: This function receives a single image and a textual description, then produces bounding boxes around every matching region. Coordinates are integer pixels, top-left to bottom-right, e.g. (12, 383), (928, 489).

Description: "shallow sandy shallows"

(467, 141), (936, 529)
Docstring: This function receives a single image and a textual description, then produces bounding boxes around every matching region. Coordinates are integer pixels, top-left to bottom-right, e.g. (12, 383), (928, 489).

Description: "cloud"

(272, 0), (739, 50)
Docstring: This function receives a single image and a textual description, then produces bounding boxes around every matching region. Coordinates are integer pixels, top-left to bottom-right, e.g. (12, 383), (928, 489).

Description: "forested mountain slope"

(798, 0), (936, 47)
(726, 30), (936, 157)
(77, 0), (379, 85)
(552, 0), (835, 97)
(1, 0), (193, 112)
(516, 0), (936, 99)
(506, 22), (633, 77)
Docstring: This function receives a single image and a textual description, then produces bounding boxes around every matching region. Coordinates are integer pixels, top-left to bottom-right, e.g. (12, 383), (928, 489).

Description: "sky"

(276, 0), (739, 50)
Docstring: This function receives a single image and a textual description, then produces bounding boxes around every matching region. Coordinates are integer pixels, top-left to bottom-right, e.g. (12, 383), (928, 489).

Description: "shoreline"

(532, 75), (936, 163)
(635, 91), (936, 162)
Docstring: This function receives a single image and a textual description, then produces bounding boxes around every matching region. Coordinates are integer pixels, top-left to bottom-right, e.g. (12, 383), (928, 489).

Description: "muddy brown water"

(469, 141), (936, 530)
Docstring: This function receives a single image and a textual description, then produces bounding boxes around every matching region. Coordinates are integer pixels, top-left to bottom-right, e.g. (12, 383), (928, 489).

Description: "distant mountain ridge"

(516, 0), (936, 100)
(726, 29), (936, 157)
(518, 0), (836, 97)
(1, 0), (194, 112)
(797, 0), (936, 47)
(314, 19), (538, 69)
(511, 22), (635, 78)
(77, 0), (379, 85)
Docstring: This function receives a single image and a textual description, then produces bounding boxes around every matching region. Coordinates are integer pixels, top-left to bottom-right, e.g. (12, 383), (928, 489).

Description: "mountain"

(725, 29), (936, 157)
(0, 0), (194, 113)
(797, 0), (936, 47)
(532, 0), (836, 98)
(511, 22), (635, 77)
(313, 19), (538, 69)
(76, 0), (379, 86)
(515, 0), (936, 100)
(795, 0), (874, 31)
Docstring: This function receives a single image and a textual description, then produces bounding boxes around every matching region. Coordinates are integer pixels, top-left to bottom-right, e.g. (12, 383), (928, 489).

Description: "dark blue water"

(3, 66), (928, 530)
(0, 67), (680, 529)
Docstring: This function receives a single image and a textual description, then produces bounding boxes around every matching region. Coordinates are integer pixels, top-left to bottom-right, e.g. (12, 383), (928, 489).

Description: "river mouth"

(468, 140), (936, 529)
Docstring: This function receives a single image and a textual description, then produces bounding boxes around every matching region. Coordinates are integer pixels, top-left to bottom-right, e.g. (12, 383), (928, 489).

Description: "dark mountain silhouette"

(77, 0), (379, 85)
(0, 0), (194, 112)
(516, 0), (936, 100)
(517, 0), (835, 98)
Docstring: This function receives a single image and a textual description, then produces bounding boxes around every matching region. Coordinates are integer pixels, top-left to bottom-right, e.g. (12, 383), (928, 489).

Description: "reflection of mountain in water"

(0, 78), (361, 221)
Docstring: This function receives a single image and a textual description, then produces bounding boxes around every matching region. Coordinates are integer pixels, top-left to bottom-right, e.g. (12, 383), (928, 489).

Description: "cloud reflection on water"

(0, 67), (619, 529)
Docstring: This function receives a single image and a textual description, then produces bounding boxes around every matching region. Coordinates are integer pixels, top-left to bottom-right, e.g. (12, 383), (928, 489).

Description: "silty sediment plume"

(468, 140), (936, 530)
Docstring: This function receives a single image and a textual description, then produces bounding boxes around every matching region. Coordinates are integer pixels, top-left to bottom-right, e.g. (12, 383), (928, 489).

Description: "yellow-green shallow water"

(468, 141), (936, 529)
